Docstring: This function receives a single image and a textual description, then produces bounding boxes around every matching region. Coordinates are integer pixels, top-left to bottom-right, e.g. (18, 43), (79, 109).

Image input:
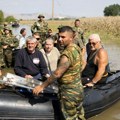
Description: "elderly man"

(82, 34), (109, 87)
(14, 36), (49, 80)
(33, 26), (86, 120)
(40, 37), (60, 75)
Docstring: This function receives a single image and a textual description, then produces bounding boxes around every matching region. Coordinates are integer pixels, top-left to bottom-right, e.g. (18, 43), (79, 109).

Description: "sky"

(0, 0), (120, 18)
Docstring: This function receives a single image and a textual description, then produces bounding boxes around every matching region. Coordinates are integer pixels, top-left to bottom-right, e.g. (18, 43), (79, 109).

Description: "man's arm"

(14, 51), (27, 77)
(33, 55), (70, 95)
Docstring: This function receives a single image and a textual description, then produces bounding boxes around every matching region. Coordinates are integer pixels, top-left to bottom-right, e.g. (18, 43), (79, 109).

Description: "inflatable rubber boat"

(0, 71), (120, 119)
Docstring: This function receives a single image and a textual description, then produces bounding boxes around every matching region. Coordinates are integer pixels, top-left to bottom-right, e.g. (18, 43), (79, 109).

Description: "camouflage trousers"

(0, 49), (5, 67)
(3, 49), (13, 67)
(59, 83), (86, 120)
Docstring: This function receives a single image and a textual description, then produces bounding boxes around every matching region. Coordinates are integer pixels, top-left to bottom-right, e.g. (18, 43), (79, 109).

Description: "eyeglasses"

(36, 38), (40, 40)
(88, 42), (98, 46)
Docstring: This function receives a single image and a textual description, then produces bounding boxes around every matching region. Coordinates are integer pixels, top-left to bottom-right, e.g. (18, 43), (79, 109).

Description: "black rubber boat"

(83, 70), (120, 118)
(0, 70), (120, 120)
(11, 22), (20, 28)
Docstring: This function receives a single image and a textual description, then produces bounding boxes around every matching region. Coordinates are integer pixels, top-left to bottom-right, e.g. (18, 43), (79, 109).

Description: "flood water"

(12, 24), (120, 120)
(12, 24), (32, 36)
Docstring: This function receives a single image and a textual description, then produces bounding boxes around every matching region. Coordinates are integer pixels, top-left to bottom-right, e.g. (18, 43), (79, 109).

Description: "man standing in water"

(33, 26), (86, 120)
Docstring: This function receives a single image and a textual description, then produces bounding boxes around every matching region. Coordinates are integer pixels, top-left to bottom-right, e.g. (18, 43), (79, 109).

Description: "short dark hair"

(20, 28), (26, 34)
(58, 26), (74, 34)
(75, 19), (80, 22)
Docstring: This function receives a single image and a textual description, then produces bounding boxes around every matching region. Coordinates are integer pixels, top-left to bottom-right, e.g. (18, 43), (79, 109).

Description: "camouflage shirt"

(31, 20), (48, 34)
(57, 43), (85, 120)
(31, 20), (49, 43)
(1, 35), (19, 49)
(58, 43), (82, 85)
(0, 36), (5, 67)
(73, 26), (86, 49)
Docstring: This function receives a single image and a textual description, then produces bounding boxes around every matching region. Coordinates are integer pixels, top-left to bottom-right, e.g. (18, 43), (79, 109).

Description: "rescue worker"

(33, 26), (86, 120)
(0, 36), (5, 75)
(1, 27), (19, 67)
(73, 19), (86, 57)
(31, 14), (49, 44)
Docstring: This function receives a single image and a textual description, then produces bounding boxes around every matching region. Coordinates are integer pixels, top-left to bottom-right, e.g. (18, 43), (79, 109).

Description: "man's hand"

(32, 85), (44, 96)
(25, 75), (33, 79)
(84, 82), (94, 88)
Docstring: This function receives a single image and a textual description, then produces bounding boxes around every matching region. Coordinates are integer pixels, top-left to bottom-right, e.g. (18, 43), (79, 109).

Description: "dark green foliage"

(104, 4), (120, 16)
(5, 16), (16, 23)
(0, 10), (4, 24)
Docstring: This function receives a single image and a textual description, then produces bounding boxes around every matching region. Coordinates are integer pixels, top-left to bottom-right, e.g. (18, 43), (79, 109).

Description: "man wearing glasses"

(82, 34), (109, 87)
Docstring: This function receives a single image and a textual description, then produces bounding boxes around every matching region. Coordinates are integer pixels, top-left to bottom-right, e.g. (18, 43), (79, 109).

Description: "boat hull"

(83, 76), (120, 118)
(0, 89), (55, 119)
(0, 71), (120, 119)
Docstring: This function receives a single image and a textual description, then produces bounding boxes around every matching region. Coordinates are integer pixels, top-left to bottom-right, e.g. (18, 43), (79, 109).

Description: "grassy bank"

(20, 16), (120, 44)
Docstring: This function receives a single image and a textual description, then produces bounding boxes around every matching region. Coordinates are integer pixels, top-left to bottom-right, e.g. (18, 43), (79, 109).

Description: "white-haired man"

(82, 34), (109, 87)
(14, 36), (49, 80)
(40, 37), (60, 75)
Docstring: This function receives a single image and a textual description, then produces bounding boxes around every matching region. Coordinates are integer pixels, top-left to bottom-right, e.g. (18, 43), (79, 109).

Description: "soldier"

(0, 22), (8, 35)
(0, 36), (5, 75)
(54, 25), (65, 54)
(31, 14), (49, 44)
(1, 27), (19, 67)
(33, 26), (86, 120)
(32, 32), (42, 50)
(73, 19), (86, 47)
(73, 19), (86, 58)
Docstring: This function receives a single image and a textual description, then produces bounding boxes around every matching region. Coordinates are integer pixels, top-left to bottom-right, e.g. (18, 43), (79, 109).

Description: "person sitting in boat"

(40, 37), (60, 75)
(14, 36), (49, 80)
(82, 34), (110, 87)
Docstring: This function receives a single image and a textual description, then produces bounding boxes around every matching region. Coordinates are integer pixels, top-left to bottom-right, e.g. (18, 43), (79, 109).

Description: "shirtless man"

(82, 34), (109, 87)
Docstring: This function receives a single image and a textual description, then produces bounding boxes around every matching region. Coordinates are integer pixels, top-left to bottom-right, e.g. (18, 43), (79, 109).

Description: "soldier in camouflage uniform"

(31, 14), (49, 44)
(73, 19), (86, 58)
(0, 22), (8, 35)
(1, 27), (19, 67)
(73, 19), (86, 49)
(0, 34), (5, 75)
(33, 26), (86, 120)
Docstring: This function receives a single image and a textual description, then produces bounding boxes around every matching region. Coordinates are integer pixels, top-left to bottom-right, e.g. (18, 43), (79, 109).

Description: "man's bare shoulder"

(97, 48), (108, 57)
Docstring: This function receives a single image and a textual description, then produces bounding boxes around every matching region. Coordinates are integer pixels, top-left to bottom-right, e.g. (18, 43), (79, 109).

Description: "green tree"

(104, 4), (120, 16)
(5, 16), (16, 23)
(0, 10), (4, 24)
